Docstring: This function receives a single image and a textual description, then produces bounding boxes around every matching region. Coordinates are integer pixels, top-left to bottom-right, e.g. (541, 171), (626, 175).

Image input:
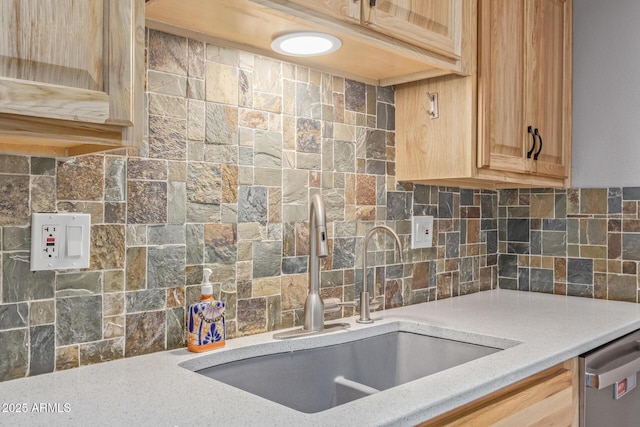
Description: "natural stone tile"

(356, 174), (376, 205)
(387, 192), (411, 221)
(205, 103), (238, 145)
(255, 130), (282, 167)
(623, 234), (640, 261)
(187, 162), (221, 205)
(238, 186), (267, 223)
(252, 277), (281, 297)
(186, 224), (204, 265)
(104, 293), (124, 316)
(608, 274), (637, 302)
(29, 324), (55, 376)
(125, 311), (166, 357)
(80, 338), (124, 366)
(126, 247), (146, 291)
(104, 202), (126, 224)
(57, 272), (102, 297)
(205, 62), (238, 105)
(0, 329), (28, 381)
(609, 188), (622, 214)
(3, 253), (55, 303)
(377, 102), (395, 131)
(147, 70), (187, 96)
(167, 287), (185, 308)
(365, 129), (386, 160)
(148, 30), (187, 75)
(296, 118), (321, 153)
(580, 189), (608, 215)
(0, 303), (28, 329)
(253, 241), (282, 278)
(30, 176), (56, 212)
(127, 181), (167, 224)
(239, 109), (268, 129)
(149, 93), (187, 118)
(623, 187), (640, 200)
(531, 193), (555, 218)
(237, 298), (267, 336)
(567, 258), (593, 285)
(90, 225), (125, 270)
(345, 79), (366, 113)
(148, 115), (187, 160)
(0, 155), (28, 174)
(57, 156), (104, 201)
(530, 269), (553, 293)
(0, 175), (30, 225)
(30, 300), (55, 325)
(55, 345), (79, 371)
(205, 223), (237, 264)
(167, 307), (185, 350)
(147, 246), (186, 288)
(29, 157), (56, 176)
(56, 296), (102, 346)
(148, 224), (186, 246)
(254, 93), (282, 113)
(126, 289), (166, 312)
(2, 226), (29, 251)
(127, 158), (167, 181)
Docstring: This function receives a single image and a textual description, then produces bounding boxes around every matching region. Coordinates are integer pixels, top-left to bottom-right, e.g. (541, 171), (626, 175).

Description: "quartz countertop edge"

(3, 289), (640, 427)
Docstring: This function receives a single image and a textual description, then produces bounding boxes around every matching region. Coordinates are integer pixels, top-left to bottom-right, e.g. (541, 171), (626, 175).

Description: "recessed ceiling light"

(271, 32), (342, 57)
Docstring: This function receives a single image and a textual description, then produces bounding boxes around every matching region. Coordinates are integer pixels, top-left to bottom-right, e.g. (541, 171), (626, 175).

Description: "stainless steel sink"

(192, 330), (503, 413)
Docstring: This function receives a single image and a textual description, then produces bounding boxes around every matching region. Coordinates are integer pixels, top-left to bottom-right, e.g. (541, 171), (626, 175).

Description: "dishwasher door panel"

(580, 329), (640, 427)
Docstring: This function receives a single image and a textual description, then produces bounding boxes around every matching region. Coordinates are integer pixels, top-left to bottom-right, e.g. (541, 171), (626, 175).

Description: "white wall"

(572, 0), (640, 187)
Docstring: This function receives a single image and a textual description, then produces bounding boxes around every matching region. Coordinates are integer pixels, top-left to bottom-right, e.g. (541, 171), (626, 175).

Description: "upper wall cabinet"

(0, 0), (145, 157)
(396, 0), (572, 189)
(361, 0), (462, 61)
(145, 0), (473, 86)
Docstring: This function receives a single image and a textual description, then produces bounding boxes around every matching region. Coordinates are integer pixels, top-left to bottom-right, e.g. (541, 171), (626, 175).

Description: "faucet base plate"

(273, 322), (350, 340)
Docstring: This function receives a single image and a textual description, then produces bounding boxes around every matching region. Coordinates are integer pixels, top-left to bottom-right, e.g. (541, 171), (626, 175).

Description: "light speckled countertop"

(3, 289), (640, 427)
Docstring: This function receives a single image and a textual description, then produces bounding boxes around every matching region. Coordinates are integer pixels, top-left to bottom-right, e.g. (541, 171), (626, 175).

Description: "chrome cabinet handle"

(526, 126), (537, 159)
(533, 128), (543, 160)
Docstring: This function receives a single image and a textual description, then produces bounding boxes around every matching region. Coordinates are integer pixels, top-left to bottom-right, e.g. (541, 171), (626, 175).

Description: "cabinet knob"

(526, 126), (537, 159)
(533, 128), (543, 160)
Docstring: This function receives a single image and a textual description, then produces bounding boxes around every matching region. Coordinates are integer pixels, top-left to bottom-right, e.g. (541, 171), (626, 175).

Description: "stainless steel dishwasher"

(580, 329), (640, 426)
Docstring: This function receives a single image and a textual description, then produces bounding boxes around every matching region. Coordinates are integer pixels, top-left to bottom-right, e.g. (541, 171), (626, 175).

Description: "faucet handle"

(369, 296), (384, 310)
(324, 297), (357, 313)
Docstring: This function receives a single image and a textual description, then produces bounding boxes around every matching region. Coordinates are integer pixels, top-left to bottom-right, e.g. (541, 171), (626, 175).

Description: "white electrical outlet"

(31, 213), (91, 271)
(412, 215), (434, 249)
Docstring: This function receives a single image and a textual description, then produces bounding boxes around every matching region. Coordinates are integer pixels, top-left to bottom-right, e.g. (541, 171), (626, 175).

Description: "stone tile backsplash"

(1, 29), (636, 385)
(498, 188), (640, 301)
(0, 30), (498, 382)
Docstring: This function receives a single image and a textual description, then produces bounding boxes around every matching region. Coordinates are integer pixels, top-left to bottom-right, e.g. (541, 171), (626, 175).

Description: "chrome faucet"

(304, 193), (329, 332)
(273, 194), (350, 339)
(357, 225), (404, 324)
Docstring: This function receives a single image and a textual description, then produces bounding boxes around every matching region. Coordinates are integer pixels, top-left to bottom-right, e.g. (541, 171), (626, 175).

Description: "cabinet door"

(0, 0), (139, 128)
(525, 0), (571, 179)
(362, 0), (462, 60)
(477, 0), (531, 175)
(286, 0), (361, 23)
(478, 0), (571, 179)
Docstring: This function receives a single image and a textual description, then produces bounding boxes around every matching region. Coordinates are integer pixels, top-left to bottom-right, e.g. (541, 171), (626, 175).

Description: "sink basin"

(193, 330), (503, 413)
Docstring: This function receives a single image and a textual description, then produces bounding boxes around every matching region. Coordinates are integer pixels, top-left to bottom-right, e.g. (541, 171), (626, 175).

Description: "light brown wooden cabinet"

(396, 0), (572, 189)
(362, 0), (462, 61)
(145, 0), (473, 86)
(0, 0), (145, 157)
(420, 358), (579, 426)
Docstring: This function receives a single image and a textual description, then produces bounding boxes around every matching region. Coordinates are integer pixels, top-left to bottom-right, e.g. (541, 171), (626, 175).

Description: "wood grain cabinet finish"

(478, 0), (571, 181)
(362, 0), (463, 61)
(420, 358), (579, 426)
(396, 0), (572, 189)
(145, 0), (473, 86)
(0, 0), (145, 157)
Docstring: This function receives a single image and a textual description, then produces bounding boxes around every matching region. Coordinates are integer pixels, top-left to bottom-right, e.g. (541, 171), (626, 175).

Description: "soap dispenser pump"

(187, 268), (226, 352)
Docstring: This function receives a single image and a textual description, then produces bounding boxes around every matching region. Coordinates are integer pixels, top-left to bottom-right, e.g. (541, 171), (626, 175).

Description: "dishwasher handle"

(585, 342), (640, 389)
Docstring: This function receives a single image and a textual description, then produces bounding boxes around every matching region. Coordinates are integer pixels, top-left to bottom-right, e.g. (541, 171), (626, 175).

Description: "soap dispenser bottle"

(187, 268), (226, 352)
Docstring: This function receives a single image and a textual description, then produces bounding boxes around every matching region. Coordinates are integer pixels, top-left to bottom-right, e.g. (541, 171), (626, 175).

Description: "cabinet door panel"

(286, 0), (361, 23)
(0, 0), (104, 91)
(363, 0), (462, 59)
(478, 0), (529, 174)
(526, 0), (570, 178)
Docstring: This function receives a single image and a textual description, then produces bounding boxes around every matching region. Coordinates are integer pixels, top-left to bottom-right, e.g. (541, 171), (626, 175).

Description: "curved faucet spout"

(358, 225), (404, 324)
(304, 194), (329, 332)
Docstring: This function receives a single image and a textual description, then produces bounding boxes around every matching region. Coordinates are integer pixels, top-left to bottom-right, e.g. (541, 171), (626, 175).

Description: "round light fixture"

(271, 32), (342, 57)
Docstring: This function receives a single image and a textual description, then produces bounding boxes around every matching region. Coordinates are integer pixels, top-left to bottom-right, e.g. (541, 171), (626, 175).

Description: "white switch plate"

(412, 215), (434, 249)
(31, 213), (91, 271)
